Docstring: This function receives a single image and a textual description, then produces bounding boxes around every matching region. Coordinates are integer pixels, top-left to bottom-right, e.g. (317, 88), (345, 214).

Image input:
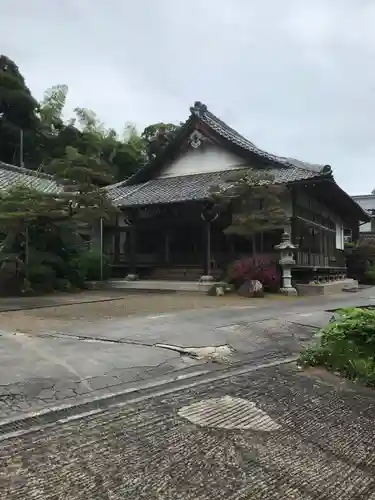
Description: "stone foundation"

(295, 279), (358, 296)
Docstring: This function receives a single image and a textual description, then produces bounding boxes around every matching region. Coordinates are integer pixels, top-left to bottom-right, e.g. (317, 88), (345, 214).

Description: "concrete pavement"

(0, 288), (374, 427)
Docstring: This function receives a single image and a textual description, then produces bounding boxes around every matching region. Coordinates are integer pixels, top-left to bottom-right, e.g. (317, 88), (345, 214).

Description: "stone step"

(107, 279), (216, 293)
(149, 267), (222, 281)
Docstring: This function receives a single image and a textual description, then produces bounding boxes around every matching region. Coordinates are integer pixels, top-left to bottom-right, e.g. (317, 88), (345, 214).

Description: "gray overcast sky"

(1, 0), (375, 194)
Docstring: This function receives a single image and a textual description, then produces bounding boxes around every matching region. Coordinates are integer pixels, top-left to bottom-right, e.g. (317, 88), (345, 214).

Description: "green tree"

(73, 109), (146, 180)
(141, 122), (180, 160)
(0, 185), (66, 254)
(0, 144), (119, 294)
(0, 55), (40, 166)
(37, 90), (145, 181)
(39, 84), (68, 134)
(0, 184), (74, 294)
(106, 122), (145, 181)
(210, 170), (288, 254)
(44, 146), (116, 220)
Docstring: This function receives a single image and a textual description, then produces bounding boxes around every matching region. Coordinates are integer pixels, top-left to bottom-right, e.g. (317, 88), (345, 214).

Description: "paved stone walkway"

(1, 362), (374, 499)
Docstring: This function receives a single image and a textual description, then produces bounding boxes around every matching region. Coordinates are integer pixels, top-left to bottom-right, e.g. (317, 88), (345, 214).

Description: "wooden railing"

(295, 250), (346, 268)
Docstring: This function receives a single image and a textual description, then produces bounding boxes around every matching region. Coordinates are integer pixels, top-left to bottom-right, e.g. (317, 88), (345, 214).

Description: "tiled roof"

(106, 101), (333, 208)
(199, 105), (324, 172)
(352, 195), (375, 213)
(126, 101), (328, 187)
(108, 167), (321, 207)
(360, 232), (375, 241)
(0, 161), (62, 194)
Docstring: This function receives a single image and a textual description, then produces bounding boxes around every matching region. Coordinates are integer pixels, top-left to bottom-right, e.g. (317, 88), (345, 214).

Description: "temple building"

(105, 101), (369, 284)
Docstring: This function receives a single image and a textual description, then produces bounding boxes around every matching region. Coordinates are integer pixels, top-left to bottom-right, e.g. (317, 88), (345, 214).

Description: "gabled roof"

(0, 161), (62, 193)
(194, 102), (323, 172)
(123, 101), (328, 187)
(105, 101), (369, 223)
(353, 194), (375, 199)
(106, 101), (332, 205)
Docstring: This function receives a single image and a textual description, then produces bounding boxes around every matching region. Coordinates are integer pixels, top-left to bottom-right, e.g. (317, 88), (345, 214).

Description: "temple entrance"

(169, 224), (203, 265)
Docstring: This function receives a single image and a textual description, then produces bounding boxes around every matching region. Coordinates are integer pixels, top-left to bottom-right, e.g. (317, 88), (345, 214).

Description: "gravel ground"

(1, 362), (374, 500)
(0, 292), (289, 334)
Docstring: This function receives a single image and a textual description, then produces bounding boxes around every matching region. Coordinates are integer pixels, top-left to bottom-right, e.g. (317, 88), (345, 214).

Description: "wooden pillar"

(202, 220), (211, 277)
(126, 211), (138, 280)
(290, 186), (297, 244)
(200, 202), (218, 281)
(127, 227), (137, 275)
(114, 215), (120, 264)
(164, 230), (170, 264)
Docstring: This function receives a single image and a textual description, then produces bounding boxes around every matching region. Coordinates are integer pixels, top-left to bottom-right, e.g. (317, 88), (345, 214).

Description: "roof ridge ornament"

(189, 130), (205, 149)
(190, 101), (208, 117)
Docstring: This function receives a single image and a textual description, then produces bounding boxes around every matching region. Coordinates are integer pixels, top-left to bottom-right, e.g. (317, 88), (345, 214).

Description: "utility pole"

(20, 128), (24, 167)
(100, 217), (104, 281)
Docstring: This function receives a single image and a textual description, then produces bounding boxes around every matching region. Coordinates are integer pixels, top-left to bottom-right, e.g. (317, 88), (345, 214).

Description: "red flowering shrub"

(226, 254), (280, 292)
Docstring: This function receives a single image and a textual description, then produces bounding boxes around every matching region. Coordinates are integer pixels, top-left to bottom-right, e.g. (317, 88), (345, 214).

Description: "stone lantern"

(275, 231), (298, 296)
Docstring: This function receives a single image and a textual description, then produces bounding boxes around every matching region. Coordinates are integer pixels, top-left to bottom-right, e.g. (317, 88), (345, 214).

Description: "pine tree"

(44, 145), (117, 225)
(210, 169), (288, 254)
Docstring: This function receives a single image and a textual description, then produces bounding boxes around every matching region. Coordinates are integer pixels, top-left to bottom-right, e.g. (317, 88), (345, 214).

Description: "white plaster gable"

(158, 143), (246, 179)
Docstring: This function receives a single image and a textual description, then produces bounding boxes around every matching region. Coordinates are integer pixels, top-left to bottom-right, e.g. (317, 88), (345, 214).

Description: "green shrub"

(55, 278), (74, 291)
(79, 249), (111, 281)
(364, 264), (375, 285)
(64, 255), (87, 288)
(27, 263), (57, 292)
(345, 241), (375, 283)
(299, 307), (375, 386)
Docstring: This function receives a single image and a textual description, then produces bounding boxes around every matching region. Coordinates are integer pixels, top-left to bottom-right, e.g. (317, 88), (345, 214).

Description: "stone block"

(296, 279), (358, 296)
(237, 280), (264, 298)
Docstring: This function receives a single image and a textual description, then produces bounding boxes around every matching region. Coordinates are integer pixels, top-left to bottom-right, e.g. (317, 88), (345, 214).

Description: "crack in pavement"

(6, 331), (240, 363)
(5, 330), (155, 347)
(9, 333), (93, 391)
(2, 297), (359, 425)
(0, 356), (201, 422)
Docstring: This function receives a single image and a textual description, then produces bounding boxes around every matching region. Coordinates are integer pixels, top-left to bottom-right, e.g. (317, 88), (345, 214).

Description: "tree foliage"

(0, 54), (186, 295)
(0, 55), (39, 166)
(0, 184), (79, 294)
(141, 122), (180, 161)
(210, 170), (288, 254)
(0, 159), (118, 295)
(44, 145), (118, 224)
(0, 54), (190, 184)
(345, 239), (375, 283)
(39, 84), (68, 134)
(0, 54), (148, 182)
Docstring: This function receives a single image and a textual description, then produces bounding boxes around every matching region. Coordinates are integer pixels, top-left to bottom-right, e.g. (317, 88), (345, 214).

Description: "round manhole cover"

(178, 396), (281, 431)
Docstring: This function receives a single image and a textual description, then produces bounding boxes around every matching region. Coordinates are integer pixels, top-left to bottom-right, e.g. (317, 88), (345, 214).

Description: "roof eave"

(289, 176), (370, 223)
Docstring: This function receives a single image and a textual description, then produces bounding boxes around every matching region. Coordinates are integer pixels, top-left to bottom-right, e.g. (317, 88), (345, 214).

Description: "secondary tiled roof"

(360, 232), (375, 241)
(108, 167), (321, 207)
(0, 161), (61, 193)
